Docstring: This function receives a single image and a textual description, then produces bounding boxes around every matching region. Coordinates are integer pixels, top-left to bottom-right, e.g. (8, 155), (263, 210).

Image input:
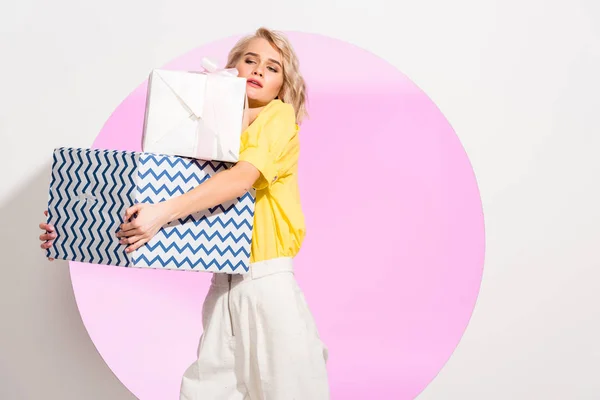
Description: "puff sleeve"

(238, 101), (299, 190)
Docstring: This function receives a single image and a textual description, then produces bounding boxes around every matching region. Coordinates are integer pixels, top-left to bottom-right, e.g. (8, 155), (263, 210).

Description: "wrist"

(159, 197), (180, 224)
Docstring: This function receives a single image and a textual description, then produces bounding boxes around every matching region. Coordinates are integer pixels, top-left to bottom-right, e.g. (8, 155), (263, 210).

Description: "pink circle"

(70, 32), (485, 399)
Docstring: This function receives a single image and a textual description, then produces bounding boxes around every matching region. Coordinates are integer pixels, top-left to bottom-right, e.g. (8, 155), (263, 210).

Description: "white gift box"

(142, 62), (248, 163)
(45, 147), (255, 274)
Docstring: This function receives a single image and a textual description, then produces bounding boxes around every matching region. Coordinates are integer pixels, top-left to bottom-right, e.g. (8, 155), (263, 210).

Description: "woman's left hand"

(116, 202), (172, 253)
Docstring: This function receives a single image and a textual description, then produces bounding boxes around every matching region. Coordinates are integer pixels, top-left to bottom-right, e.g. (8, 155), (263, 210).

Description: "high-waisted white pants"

(179, 257), (330, 399)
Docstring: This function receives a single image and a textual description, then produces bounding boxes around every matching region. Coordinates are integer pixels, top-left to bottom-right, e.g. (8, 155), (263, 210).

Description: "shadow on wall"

(0, 164), (135, 400)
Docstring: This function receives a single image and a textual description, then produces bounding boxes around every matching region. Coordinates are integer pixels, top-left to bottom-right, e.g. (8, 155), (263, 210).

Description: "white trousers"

(179, 257), (330, 400)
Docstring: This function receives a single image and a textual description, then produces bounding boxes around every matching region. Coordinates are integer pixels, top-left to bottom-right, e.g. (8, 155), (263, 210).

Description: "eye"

(268, 66), (278, 73)
(244, 59), (255, 64)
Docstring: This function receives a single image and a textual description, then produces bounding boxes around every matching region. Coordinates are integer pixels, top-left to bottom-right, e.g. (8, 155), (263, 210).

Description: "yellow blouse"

(238, 99), (305, 263)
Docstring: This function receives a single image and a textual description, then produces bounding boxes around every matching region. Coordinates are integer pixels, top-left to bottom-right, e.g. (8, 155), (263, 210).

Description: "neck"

(247, 98), (278, 123)
(247, 98), (277, 109)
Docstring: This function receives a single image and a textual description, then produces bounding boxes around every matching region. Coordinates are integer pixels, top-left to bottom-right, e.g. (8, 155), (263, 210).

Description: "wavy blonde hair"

(225, 27), (308, 124)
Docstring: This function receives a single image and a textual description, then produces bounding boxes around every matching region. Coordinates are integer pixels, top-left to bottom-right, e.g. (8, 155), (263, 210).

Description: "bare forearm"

(163, 164), (257, 222)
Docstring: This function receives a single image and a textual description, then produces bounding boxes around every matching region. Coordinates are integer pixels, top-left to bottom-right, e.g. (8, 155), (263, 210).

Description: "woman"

(39, 27), (330, 399)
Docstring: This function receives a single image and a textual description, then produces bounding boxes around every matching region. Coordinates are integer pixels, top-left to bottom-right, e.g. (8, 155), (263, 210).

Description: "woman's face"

(235, 38), (284, 107)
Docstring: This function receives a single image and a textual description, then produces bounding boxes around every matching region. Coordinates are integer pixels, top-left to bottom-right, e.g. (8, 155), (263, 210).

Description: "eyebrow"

(244, 52), (282, 68)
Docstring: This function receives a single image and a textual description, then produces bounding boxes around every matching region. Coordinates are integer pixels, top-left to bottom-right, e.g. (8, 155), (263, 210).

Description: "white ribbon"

(194, 57), (240, 161)
(201, 57), (239, 77)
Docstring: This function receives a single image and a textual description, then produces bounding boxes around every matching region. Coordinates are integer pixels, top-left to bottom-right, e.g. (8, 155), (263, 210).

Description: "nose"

(252, 67), (263, 77)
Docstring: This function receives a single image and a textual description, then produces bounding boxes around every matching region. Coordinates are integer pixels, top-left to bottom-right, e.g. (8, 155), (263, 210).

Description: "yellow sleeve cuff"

(238, 147), (277, 190)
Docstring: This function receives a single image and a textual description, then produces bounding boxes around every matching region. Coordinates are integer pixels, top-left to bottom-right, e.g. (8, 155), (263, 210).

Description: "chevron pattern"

(132, 153), (254, 272)
(46, 147), (255, 273)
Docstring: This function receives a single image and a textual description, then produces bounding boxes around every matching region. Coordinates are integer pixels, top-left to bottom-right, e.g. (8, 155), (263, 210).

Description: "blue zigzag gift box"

(45, 147), (255, 274)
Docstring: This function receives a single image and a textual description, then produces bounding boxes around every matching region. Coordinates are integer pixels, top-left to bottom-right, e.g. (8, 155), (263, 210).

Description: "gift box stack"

(45, 59), (253, 274)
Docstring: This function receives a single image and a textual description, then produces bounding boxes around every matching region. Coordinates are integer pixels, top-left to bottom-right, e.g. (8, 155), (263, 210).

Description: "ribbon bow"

(200, 57), (239, 77)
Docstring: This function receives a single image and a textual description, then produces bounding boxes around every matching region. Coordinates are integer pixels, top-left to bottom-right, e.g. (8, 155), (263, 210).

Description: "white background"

(1, 0), (599, 399)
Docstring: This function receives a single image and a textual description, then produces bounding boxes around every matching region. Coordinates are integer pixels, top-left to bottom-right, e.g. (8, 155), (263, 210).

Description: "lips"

(247, 79), (263, 88)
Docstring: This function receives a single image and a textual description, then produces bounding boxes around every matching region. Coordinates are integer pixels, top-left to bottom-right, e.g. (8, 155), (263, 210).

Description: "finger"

(40, 232), (57, 241)
(40, 241), (54, 249)
(126, 238), (147, 253)
(120, 235), (142, 245)
(44, 210), (48, 217)
(124, 204), (143, 221)
(39, 222), (54, 232)
(119, 220), (139, 233)
(116, 224), (133, 235)
(117, 227), (141, 238)
(48, 258), (54, 262)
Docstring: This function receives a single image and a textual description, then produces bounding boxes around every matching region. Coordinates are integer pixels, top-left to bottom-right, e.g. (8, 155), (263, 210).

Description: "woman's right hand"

(39, 210), (56, 261)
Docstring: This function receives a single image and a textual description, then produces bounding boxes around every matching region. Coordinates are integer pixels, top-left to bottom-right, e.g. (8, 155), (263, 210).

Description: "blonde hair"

(225, 27), (308, 124)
